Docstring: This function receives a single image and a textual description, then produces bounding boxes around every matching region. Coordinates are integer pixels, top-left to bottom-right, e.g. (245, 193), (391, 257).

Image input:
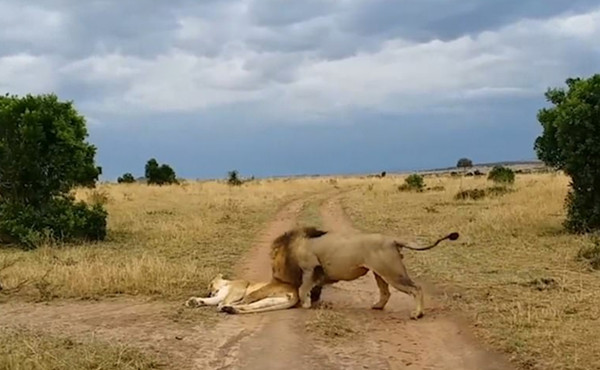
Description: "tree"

(456, 158), (473, 169)
(0, 93), (106, 248)
(144, 158), (178, 185)
(117, 173), (136, 183)
(227, 170), (242, 186)
(535, 75), (600, 233)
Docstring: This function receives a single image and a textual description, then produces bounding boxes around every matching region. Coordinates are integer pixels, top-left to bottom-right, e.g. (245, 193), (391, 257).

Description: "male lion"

(269, 227), (459, 319)
(185, 273), (298, 314)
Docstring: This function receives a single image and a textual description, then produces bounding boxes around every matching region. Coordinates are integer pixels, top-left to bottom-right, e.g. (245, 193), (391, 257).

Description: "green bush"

(487, 166), (515, 184)
(0, 93), (106, 248)
(398, 174), (425, 192)
(535, 75), (600, 233)
(404, 173), (425, 191)
(145, 158), (178, 185)
(117, 173), (135, 184)
(0, 196), (107, 250)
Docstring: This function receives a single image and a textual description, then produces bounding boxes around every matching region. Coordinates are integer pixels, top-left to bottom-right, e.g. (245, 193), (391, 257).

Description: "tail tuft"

(448, 232), (459, 241)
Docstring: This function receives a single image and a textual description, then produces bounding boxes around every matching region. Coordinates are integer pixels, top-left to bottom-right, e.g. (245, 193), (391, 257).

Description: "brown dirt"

(0, 193), (516, 370)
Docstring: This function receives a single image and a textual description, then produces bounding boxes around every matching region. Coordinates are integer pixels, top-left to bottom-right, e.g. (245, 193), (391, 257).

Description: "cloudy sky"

(1, 1), (599, 180)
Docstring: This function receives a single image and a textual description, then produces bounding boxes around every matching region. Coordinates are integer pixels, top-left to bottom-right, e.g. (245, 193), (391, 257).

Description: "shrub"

(398, 174), (425, 192)
(487, 166), (515, 184)
(454, 186), (513, 201)
(117, 173), (135, 183)
(427, 185), (445, 192)
(535, 75), (600, 233)
(227, 170), (243, 186)
(0, 93), (106, 248)
(486, 185), (513, 196)
(454, 189), (487, 200)
(0, 196), (107, 249)
(145, 158), (178, 185)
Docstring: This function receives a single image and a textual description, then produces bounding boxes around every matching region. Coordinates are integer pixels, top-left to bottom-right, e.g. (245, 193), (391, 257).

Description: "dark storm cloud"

(1, 0), (599, 179)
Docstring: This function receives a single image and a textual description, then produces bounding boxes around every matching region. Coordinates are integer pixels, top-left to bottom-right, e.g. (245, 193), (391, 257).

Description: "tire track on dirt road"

(315, 195), (515, 370)
(206, 193), (341, 370)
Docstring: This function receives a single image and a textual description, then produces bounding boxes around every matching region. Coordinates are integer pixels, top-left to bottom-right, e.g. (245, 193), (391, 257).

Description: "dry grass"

(0, 327), (160, 370)
(0, 178), (342, 302)
(3, 171), (598, 369)
(341, 173), (600, 370)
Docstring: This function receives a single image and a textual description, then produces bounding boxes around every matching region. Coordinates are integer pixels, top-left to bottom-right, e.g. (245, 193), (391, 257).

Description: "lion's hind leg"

(371, 272), (391, 310)
(221, 293), (298, 314)
(369, 250), (424, 319)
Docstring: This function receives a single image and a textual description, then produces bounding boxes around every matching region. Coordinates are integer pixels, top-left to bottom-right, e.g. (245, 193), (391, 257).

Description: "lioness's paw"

(301, 300), (312, 309)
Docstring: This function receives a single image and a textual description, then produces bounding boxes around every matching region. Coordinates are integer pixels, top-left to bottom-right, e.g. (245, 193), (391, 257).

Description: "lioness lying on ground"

(265, 226), (459, 319)
(185, 273), (298, 314)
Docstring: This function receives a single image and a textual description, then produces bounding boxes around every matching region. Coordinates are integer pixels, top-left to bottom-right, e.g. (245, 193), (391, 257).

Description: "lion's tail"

(395, 232), (459, 251)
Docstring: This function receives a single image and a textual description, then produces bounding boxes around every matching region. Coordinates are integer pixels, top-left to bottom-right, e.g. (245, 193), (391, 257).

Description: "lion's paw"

(410, 311), (424, 320)
(301, 300), (312, 309)
(185, 298), (204, 308)
(220, 305), (238, 314)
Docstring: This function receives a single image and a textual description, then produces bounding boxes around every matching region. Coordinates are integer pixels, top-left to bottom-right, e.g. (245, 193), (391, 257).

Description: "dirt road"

(0, 193), (515, 369)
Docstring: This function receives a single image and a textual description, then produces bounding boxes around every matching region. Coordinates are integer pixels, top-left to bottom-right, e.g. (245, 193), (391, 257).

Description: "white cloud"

(254, 8), (600, 117)
(0, 3), (67, 47)
(0, 54), (59, 95)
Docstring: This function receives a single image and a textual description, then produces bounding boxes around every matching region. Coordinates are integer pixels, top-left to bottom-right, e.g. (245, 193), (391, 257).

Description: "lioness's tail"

(395, 232), (459, 251)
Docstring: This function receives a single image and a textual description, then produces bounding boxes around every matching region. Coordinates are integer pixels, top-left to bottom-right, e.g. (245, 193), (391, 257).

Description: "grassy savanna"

(0, 177), (345, 302)
(1, 171), (598, 370)
(0, 327), (160, 370)
(342, 173), (600, 370)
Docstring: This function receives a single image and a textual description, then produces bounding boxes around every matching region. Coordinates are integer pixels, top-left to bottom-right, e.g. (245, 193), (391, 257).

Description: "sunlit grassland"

(342, 173), (600, 370)
(0, 177), (349, 301)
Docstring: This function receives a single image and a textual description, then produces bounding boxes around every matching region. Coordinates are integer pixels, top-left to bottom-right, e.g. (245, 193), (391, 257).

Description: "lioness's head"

(207, 273), (226, 296)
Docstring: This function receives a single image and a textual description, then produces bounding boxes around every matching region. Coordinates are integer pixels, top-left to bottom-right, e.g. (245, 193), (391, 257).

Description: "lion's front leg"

(185, 286), (230, 307)
(298, 270), (317, 308)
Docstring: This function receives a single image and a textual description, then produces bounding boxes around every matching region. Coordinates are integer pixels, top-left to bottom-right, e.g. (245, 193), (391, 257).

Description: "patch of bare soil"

(313, 196), (515, 369)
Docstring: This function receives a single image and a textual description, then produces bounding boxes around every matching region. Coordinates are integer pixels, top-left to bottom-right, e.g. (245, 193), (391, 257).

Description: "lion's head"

(270, 226), (327, 286)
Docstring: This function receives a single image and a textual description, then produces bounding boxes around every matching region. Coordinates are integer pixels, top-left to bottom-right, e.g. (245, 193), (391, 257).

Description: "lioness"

(185, 273), (298, 314)
(269, 227), (459, 319)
